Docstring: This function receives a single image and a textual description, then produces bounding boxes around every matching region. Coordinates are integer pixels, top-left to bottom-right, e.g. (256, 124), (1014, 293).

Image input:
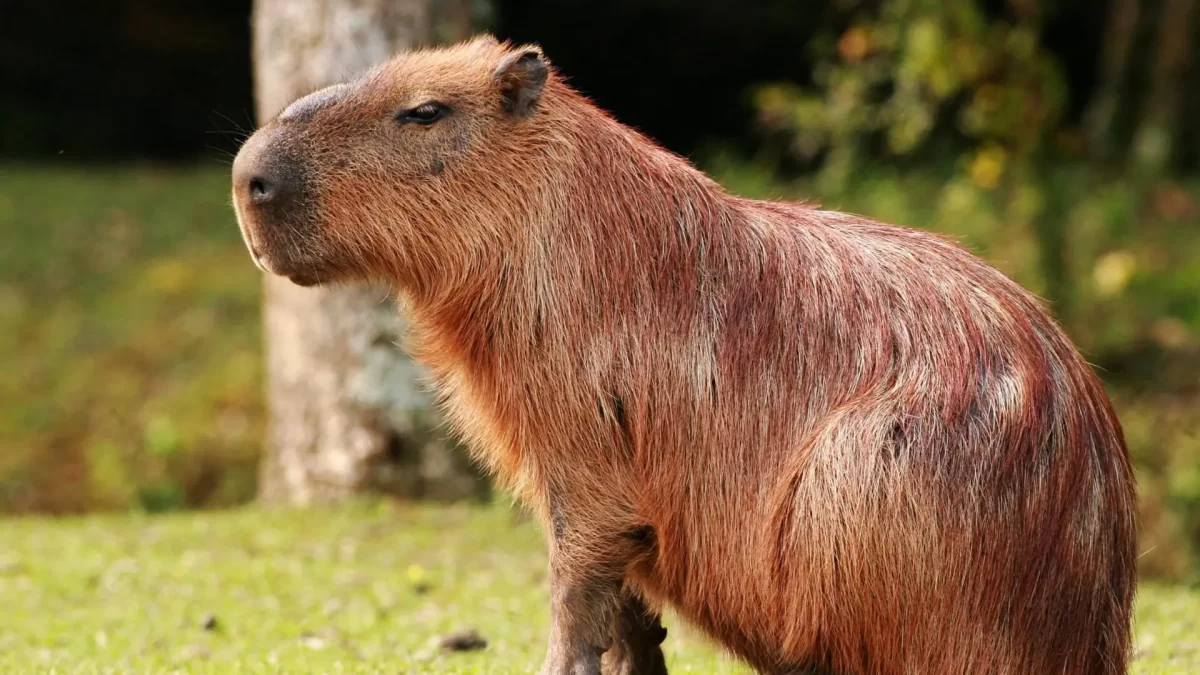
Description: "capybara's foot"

(539, 643), (602, 675)
(602, 594), (668, 675)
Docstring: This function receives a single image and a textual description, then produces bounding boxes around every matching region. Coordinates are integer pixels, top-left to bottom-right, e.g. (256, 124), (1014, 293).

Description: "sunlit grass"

(0, 503), (1196, 673)
(0, 503), (753, 674)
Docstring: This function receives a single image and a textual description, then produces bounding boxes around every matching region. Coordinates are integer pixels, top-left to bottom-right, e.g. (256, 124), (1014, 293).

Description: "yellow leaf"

(406, 564), (425, 584)
(838, 26), (871, 63)
(968, 145), (1008, 190)
(1093, 251), (1136, 296)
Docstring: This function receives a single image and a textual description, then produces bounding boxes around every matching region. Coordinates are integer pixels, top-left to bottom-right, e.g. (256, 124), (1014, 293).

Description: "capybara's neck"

(401, 84), (758, 372)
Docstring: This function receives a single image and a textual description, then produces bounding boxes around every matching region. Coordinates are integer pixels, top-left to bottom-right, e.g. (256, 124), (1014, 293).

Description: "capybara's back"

(231, 37), (1137, 675)
(620, 200), (1138, 674)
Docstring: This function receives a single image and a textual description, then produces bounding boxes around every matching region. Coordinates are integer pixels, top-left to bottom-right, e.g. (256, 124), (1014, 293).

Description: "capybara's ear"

(495, 46), (548, 119)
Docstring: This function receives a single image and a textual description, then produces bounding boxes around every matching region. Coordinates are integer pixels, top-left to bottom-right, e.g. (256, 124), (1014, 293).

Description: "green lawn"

(0, 504), (1196, 674)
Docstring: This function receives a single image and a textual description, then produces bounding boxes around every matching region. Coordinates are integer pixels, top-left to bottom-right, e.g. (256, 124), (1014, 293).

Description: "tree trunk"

(1131, 0), (1196, 173)
(1082, 0), (1141, 161)
(251, 0), (485, 505)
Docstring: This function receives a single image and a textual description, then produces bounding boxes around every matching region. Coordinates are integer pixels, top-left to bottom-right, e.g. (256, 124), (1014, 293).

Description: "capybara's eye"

(397, 102), (450, 126)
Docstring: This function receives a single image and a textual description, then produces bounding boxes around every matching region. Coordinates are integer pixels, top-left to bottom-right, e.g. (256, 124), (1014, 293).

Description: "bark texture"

(252, 0), (484, 505)
(1083, 0), (1140, 160)
(1132, 0), (1196, 172)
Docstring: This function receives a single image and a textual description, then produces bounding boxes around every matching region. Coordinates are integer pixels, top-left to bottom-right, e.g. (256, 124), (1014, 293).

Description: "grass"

(0, 503), (1198, 674)
(0, 164), (263, 513)
(0, 503), (750, 674)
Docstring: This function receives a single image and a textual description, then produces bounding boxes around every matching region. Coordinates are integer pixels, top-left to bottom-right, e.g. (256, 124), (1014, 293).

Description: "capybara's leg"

(539, 498), (642, 675)
(539, 562), (621, 675)
(602, 592), (668, 675)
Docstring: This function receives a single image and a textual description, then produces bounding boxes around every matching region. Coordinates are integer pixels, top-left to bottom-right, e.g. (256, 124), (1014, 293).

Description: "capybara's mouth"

(285, 272), (321, 287)
(255, 250), (324, 287)
(237, 231), (322, 286)
(245, 243), (269, 274)
(233, 203), (324, 286)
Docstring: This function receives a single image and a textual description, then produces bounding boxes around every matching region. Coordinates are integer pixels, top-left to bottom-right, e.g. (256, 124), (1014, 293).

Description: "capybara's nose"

(247, 175), (277, 205)
(232, 132), (301, 213)
(235, 159), (300, 211)
(237, 161), (294, 207)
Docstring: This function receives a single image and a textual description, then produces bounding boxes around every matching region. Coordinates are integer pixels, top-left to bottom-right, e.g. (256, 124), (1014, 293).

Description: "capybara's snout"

(231, 126), (320, 285)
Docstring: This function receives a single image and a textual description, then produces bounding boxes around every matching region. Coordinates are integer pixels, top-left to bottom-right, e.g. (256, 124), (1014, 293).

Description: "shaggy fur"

(232, 36), (1138, 675)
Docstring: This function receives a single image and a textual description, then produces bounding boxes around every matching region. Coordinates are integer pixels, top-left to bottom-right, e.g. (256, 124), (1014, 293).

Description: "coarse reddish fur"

(233, 36), (1138, 674)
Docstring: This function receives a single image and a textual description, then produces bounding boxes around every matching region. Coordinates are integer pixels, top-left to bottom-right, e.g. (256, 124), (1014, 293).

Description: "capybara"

(231, 36), (1137, 675)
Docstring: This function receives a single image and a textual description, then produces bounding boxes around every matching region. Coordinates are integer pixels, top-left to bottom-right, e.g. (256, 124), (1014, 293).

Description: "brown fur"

(232, 36), (1138, 675)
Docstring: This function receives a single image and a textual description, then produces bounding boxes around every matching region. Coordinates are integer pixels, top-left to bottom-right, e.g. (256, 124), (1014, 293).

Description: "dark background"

(2, 0), (1120, 161)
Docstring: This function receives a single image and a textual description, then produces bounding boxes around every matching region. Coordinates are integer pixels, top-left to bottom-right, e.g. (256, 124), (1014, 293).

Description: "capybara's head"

(231, 37), (550, 287)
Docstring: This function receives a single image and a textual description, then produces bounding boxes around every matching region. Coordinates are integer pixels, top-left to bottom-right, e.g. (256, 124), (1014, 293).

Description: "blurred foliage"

(753, 0), (1067, 190)
(748, 0), (1200, 173)
(0, 166), (262, 514)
